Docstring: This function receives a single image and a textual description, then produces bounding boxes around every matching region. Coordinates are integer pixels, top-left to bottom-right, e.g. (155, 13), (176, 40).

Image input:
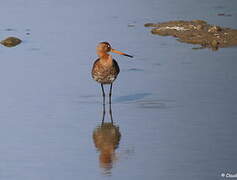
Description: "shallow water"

(0, 0), (237, 179)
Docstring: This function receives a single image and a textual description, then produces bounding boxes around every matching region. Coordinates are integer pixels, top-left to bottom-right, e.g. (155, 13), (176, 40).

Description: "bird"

(92, 42), (133, 104)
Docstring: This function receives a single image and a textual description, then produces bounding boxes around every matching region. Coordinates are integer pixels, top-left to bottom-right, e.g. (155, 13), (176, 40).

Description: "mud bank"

(145, 20), (237, 50)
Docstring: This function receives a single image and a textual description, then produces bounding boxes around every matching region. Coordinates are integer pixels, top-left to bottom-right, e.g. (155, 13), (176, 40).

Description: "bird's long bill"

(111, 49), (133, 58)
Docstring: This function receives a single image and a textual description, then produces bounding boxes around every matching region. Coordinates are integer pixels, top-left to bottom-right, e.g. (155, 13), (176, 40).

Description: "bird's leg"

(101, 102), (106, 125)
(101, 84), (105, 105)
(109, 83), (113, 104)
(109, 102), (114, 124)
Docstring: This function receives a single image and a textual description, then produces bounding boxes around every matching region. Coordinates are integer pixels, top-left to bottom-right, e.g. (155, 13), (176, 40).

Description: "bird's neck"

(99, 54), (113, 66)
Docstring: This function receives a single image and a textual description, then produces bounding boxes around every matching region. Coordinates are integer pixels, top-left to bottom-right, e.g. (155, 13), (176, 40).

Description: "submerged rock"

(0, 37), (22, 47)
(145, 20), (237, 50)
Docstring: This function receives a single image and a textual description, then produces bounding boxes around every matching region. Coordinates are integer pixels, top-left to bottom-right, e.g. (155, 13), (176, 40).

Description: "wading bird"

(92, 42), (133, 104)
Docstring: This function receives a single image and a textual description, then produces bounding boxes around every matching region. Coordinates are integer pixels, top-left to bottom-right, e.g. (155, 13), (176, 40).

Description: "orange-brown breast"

(92, 59), (120, 84)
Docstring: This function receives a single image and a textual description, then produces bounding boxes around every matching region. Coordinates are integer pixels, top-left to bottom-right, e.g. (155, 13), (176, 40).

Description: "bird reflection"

(92, 104), (121, 174)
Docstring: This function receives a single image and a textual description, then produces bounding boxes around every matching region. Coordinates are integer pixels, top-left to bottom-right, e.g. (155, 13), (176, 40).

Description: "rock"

(191, 20), (207, 24)
(0, 37), (22, 47)
(151, 28), (169, 36)
(211, 40), (218, 47)
(210, 40), (219, 50)
(196, 24), (203, 30)
(145, 20), (237, 51)
(208, 26), (222, 33)
(144, 23), (158, 27)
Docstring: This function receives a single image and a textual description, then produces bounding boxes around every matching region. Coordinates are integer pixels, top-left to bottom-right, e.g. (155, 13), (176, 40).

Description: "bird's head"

(96, 42), (133, 58)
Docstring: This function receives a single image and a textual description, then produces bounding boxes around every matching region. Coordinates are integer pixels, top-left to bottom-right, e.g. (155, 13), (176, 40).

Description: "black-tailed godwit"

(92, 42), (133, 104)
